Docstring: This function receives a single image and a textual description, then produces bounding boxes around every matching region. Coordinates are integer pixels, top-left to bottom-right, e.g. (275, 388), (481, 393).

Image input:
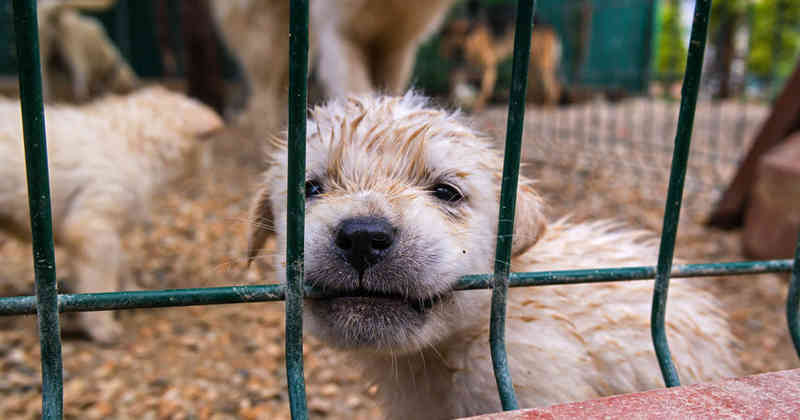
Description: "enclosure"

(1, 0), (800, 419)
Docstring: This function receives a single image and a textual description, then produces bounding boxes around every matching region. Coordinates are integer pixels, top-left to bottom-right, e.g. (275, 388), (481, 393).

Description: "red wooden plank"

(463, 369), (800, 419)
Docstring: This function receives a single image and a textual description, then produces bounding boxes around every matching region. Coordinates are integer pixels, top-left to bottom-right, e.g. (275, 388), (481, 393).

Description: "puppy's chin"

(306, 295), (450, 353)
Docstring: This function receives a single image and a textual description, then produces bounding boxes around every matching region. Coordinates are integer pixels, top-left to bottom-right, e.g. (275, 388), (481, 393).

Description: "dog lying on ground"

(440, 6), (562, 110)
(0, 86), (222, 343)
(38, 0), (139, 102)
(247, 93), (742, 419)
(211, 0), (456, 132)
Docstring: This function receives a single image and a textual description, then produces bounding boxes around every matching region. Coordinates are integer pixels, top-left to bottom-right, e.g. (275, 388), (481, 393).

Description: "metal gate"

(1, 1), (799, 419)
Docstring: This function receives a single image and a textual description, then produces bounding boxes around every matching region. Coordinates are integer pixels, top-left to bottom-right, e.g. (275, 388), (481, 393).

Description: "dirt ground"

(0, 98), (796, 419)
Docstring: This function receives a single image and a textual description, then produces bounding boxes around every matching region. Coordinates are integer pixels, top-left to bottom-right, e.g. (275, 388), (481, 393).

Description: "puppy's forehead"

(301, 94), (500, 187)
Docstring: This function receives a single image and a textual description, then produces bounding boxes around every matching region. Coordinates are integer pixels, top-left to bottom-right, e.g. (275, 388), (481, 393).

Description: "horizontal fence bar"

(1, 260), (792, 316)
(787, 232), (800, 360)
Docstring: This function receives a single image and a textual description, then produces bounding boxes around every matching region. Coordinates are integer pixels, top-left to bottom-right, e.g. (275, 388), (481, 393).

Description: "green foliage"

(747, 0), (800, 81)
(654, 0), (687, 79)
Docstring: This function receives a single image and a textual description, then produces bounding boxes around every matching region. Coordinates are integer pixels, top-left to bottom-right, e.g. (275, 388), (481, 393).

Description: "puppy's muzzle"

(334, 216), (395, 274)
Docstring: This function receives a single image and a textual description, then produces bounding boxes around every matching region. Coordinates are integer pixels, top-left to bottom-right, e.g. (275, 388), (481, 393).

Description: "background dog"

(37, 0), (139, 102)
(440, 2), (562, 110)
(310, 0), (457, 98)
(211, 0), (457, 133)
(248, 93), (742, 419)
(0, 87), (222, 342)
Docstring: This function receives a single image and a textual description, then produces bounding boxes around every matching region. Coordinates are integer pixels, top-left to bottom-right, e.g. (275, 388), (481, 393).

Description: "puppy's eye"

(431, 183), (463, 203)
(305, 180), (324, 198)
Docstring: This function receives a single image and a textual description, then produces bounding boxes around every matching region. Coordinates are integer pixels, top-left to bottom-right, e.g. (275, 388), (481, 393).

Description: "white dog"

(247, 93), (741, 419)
(0, 87), (222, 342)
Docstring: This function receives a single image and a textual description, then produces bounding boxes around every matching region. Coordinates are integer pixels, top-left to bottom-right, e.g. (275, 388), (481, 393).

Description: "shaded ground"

(0, 98), (795, 419)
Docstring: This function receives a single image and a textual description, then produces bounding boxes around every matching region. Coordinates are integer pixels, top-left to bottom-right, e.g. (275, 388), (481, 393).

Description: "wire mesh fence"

(1, 0), (800, 419)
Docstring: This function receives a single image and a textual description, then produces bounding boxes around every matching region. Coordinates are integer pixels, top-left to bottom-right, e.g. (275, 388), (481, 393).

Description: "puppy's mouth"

(303, 241), (451, 350)
(315, 287), (448, 313)
(306, 283), (452, 350)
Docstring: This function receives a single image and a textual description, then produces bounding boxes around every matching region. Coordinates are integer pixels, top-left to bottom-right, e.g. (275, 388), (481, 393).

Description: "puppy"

(440, 10), (562, 110)
(211, 0), (456, 131)
(38, 0), (139, 102)
(247, 93), (741, 419)
(0, 86), (222, 342)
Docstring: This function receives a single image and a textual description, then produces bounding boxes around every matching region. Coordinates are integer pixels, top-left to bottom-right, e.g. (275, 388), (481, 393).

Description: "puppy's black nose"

(335, 217), (395, 272)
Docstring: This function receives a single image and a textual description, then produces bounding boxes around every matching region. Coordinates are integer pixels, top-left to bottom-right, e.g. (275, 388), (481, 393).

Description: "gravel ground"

(1, 98), (796, 419)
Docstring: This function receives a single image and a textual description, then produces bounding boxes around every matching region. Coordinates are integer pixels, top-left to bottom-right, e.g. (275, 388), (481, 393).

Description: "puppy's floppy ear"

(510, 182), (547, 257)
(247, 186), (275, 266)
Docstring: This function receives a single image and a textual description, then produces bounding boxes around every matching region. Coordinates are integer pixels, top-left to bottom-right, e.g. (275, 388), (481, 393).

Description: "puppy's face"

(249, 94), (545, 354)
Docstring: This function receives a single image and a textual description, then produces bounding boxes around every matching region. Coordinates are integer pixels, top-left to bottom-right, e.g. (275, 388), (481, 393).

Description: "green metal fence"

(1, 0), (800, 419)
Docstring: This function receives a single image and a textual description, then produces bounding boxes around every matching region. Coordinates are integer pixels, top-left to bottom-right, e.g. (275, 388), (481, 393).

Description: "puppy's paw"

(79, 312), (123, 345)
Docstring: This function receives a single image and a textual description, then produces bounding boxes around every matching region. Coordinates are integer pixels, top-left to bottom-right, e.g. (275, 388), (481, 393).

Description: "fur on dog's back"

(361, 220), (740, 420)
(0, 86), (221, 235)
(0, 86), (222, 342)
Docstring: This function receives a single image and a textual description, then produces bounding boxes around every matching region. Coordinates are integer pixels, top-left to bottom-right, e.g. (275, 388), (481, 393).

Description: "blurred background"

(2, 0), (797, 215)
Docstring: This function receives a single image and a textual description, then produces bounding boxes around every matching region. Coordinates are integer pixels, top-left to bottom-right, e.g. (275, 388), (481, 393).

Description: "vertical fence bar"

(491, 0), (535, 411)
(285, 0), (309, 418)
(651, 0), (712, 388)
(12, 0), (64, 418)
(786, 231), (800, 359)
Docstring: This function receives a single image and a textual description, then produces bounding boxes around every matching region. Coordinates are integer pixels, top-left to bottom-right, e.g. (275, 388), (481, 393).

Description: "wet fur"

(248, 93), (741, 419)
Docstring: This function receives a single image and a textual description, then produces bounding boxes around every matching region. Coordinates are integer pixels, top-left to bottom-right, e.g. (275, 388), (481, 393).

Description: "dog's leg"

(541, 68), (561, 106)
(473, 60), (497, 111)
(59, 37), (92, 102)
(373, 45), (418, 95)
(61, 211), (123, 344)
(68, 60), (91, 102)
(526, 63), (545, 105)
(316, 34), (372, 98)
(37, 28), (54, 102)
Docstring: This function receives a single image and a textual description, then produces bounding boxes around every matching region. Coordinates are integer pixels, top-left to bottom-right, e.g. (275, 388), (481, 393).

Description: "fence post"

(12, 0), (64, 418)
(651, 0), (712, 387)
(285, 0), (310, 418)
(491, 0), (535, 411)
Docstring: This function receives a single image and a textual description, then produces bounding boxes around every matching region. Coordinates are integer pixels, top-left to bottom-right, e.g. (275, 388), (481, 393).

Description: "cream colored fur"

(210, 0), (290, 132)
(38, 0), (139, 102)
(211, 0), (456, 131)
(311, 0), (457, 98)
(248, 93), (741, 419)
(0, 87), (222, 343)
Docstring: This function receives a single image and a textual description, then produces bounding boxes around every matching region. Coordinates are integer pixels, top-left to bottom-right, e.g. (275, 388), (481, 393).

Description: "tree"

(709, 0), (749, 98)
